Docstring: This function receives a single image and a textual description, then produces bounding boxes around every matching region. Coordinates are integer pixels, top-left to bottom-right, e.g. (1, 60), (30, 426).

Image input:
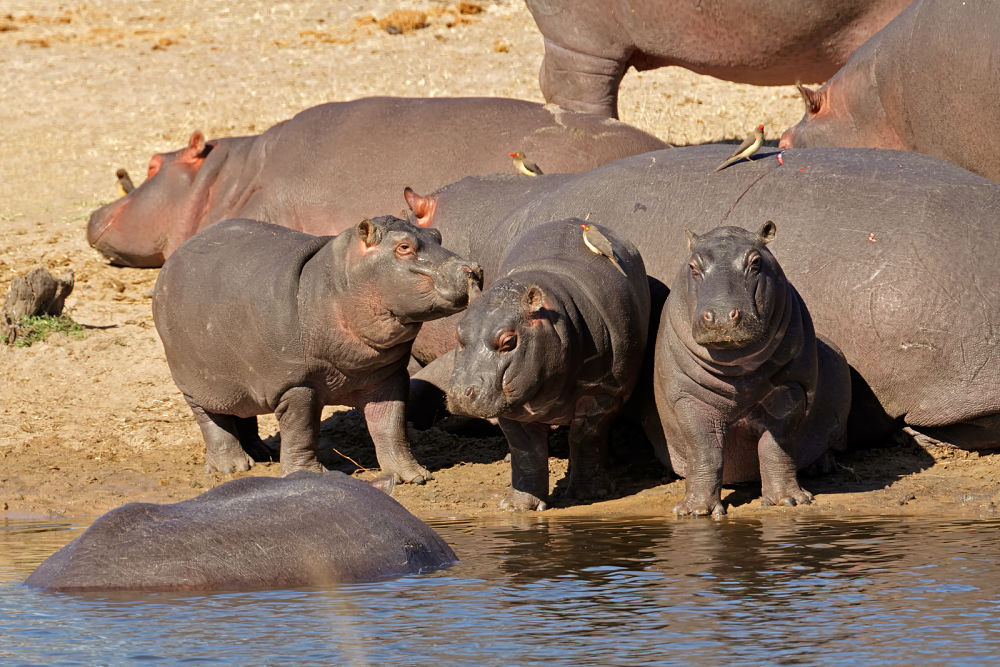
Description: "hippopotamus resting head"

(683, 222), (783, 351)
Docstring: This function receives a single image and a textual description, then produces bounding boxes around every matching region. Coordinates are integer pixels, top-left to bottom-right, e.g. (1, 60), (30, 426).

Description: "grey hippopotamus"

(779, 0), (1000, 184)
(87, 96), (667, 267)
(25, 471), (457, 592)
(403, 145), (1000, 455)
(524, 0), (911, 118)
(655, 223), (850, 516)
(152, 216), (482, 481)
(444, 220), (650, 510)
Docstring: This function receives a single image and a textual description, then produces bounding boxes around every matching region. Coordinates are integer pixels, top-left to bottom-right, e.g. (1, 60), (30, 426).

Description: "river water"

(2, 515), (999, 665)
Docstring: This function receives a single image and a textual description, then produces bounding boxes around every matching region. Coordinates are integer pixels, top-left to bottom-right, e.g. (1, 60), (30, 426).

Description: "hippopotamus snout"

(692, 296), (763, 348)
(447, 366), (509, 419)
(416, 257), (483, 311)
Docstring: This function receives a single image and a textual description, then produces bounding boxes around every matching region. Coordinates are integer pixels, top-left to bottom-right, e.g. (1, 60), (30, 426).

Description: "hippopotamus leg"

(407, 351), (455, 430)
(669, 399), (726, 517)
(274, 386), (324, 475)
(186, 399), (255, 474)
(361, 371), (432, 484)
(563, 394), (616, 500)
(538, 41), (629, 119)
(755, 385), (814, 507)
(498, 419), (551, 511)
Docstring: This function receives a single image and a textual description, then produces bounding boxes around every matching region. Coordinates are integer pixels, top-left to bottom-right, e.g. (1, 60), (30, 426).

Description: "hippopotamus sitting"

(25, 471), (457, 592)
(524, 0), (911, 118)
(152, 216), (482, 481)
(442, 220), (650, 510)
(403, 146), (1000, 453)
(87, 96), (667, 267)
(779, 0), (1000, 184)
(655, 223), (851, 516)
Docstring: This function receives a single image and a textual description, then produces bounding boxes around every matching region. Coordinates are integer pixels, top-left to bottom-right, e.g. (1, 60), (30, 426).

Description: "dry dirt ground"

(1, 0), (997, 523)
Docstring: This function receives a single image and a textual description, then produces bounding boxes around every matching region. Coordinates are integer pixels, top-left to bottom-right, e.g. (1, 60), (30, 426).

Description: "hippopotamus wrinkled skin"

(152, 216), (482, 481)
(779, 0), (1000, 184)
(87, 96), (667, 267)
(25, 471), (457, 592)
(524, 0), (911, 118)
(405, 145), (1000, 453)
(444, 220), (650, 510)
(655, 223), (850, 516)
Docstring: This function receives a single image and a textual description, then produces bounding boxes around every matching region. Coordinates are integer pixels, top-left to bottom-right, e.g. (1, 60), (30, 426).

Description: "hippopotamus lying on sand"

(153, 216), (482, 481)
(404, 146), (1000, 455)
(655, 223), (850, 516)
(779, 0), (1000, 184)
(445, 220), (650, 510)
(25, 472), (456, 592)
(524, 0), (911, 118)
(87, 96), (667, 267)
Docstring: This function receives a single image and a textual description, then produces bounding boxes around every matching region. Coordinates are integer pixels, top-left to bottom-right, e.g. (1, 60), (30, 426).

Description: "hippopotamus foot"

(185, 400), (256, 474)
(561, 468), (613, 500)
(760, 484), (814, 507)
(758, 430), (814, 507)
(499, 488), (548, 512)
(672, 494), (726, 517)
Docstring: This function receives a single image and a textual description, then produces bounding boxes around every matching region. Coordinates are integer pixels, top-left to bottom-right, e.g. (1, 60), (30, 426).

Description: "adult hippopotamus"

(779, 0), (1000, 184)
(444, 220), (650, 510)
(655, 223), (851, 516)
(152, 216), (482, 481)
(25, 471), (457, 592)
(524, 0), (911, 118)
(87, 96), (667, 267)
(404, 145), (1000, 454)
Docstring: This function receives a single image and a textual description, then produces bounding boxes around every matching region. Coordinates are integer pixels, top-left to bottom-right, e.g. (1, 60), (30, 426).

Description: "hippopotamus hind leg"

(498, 419), (550, 511)
(185, 398), (254, 474)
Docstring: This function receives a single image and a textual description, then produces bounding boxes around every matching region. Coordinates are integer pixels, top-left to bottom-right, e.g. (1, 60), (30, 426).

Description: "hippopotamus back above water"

(779, 0), (1000, 184)
(655, 223), (851, 516)
(153, 216), (482, 481)
(524, 0), (911, 118)
(404, 145), (1000, 452)
(25, 472), (457, 592)
(87, 96), (667, 267)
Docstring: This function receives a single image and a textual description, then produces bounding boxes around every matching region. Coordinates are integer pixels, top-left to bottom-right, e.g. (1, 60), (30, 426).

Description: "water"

(2, 515), (1000, 665)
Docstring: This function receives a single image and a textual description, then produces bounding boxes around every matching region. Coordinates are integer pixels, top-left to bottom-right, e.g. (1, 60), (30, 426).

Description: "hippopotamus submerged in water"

(442, 220), (650, 510)
(403, 146), (1000, 454)
(655, 223), (850, 516)
(779, 0), (1000, 184)
(152, 216), (482, 481)
(87, 96), (667, 267)
(524, 0), (911, 118)
(25, 471), (457, 592)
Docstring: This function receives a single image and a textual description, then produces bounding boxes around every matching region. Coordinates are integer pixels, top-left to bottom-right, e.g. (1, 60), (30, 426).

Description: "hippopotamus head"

(683, 222), (783, 349)
(446, 277), (564, 420)
(87, 131), (218, 267)
(338, 215), (483, 325)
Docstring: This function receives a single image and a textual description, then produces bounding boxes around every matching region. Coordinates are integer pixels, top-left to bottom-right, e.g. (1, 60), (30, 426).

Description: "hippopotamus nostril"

(703, 311), (714, 323)
(465, 386), (477, 398)
(729, 309), (740, 322)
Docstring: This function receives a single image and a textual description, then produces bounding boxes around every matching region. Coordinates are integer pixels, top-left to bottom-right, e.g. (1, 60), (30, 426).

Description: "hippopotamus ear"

(795, 82), (821, 115)
(758, 220), (777, 245)
(403, 187), (436, 227)
(684, 227), (699, 252)
(523, 285), (545, 314)
(356, 218), (383, 248)
(187, 131), (206, 155)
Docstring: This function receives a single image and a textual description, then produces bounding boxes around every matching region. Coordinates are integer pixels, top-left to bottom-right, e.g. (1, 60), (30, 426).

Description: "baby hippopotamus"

(152, 216), (482, 482)
(446, 220), (650, 510)
(653, 223), (851, 516)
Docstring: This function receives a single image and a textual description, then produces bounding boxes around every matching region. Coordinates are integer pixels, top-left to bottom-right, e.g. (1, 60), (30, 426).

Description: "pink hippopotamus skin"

(524, 0), (911, 118)
(87, 96), (667, 267)
(779, 0), (1000, 184)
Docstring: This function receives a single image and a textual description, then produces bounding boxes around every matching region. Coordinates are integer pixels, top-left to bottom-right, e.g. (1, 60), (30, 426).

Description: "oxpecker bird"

(509, 151), (543, 177)
(115, 168), (135, 196)
(580, 223), (626, 276)
(713, 125), (765, 172)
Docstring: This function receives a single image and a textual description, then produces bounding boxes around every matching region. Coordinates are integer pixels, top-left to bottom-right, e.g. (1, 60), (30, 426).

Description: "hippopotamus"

(404, 145), (1000, 453)
(152, 216), (482, 481)
(443, 220), (650, 510)
(524, 0), (911, 118)
(779, 0), (1000, 184)
(25, 471), (457, 592)
(655, 223), (851, 516)
(87, 96), (667, 267)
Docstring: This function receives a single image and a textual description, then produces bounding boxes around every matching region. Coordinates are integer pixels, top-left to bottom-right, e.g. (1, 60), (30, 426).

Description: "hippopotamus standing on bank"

(25, 471), (457, 592)
(524, 0), (911, 118)
(655, 223), (850, 516)
(87, 96), (667, 267)
(152, 216), (482, 481)
(444, 220), (650, 510)
(403, 146), (1000, 455)
(779, 0), (1000, 184)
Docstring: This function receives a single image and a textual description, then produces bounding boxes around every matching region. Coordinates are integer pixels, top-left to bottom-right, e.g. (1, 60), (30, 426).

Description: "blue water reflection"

(2, 516), (998, 665)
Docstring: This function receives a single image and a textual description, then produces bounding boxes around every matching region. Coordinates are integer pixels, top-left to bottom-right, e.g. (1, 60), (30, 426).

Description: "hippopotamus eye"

(689, 261), (700, 277)
(746, 252), (761, 274)
(394, 242), (415, 258)
(496, 331), (518, 352)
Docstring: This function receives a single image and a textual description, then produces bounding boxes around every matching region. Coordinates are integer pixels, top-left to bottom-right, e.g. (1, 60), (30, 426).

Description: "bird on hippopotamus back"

(86, 96), (667, 268)
(524, 0), (912, 118)
(779, 0), (1000, 184)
